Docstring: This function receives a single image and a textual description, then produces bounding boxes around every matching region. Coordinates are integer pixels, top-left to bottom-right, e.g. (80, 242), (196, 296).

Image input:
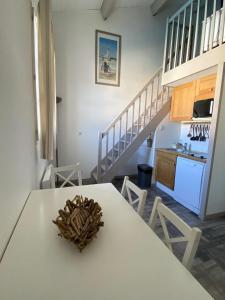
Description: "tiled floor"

(112, 176), (225, 300)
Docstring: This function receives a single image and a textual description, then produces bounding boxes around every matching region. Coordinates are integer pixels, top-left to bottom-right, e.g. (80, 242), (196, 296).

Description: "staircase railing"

(163, 0), (225, 73)
(96, 67), (169, 182)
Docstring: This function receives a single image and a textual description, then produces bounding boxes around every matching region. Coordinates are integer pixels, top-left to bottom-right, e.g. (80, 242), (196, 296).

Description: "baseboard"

(205, 211), (225, 220)
(113, 174), (137, 180)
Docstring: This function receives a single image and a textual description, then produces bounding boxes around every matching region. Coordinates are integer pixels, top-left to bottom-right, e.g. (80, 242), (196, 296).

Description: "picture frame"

(95, 30), (121, 87)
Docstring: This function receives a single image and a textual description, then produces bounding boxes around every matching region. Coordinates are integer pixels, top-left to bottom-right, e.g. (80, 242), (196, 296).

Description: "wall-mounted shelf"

(182, 118), (212, 124)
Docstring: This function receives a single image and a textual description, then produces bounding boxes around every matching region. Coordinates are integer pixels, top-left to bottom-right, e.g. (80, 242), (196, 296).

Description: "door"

(170, 81), (196, 121)
(174, 157), (204, 212)
(155, 151), (177, 190)
(195, 74), (216, 101)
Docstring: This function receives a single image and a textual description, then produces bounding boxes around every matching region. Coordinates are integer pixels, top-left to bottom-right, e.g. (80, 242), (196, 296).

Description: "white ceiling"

(52, 0), (155, 12)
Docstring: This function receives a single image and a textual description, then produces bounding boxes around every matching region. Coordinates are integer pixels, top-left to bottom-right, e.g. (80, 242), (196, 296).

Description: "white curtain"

(37, 0), (56, 160)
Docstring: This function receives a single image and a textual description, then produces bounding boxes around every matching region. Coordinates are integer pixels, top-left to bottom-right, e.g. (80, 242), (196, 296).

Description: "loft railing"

(96, 67), (170, 182)
(163, 0), (225, 73)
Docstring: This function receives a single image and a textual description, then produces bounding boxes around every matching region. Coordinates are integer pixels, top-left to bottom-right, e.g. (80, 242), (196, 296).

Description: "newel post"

(97, 131), (103, 183)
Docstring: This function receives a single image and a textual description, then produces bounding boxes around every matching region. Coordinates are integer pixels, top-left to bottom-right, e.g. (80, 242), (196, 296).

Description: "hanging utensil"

(187, 124), (193, 138)
(206, 125), (210, 138)
(200, 125), (206, 142)
(190, 124), (196, 140)
(198, 125), (202, 141)
(195, 125), (200, 141)
(194, 125), (199, 141)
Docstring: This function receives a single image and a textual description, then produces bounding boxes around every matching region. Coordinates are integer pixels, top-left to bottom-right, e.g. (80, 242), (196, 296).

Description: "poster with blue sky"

(95, 30), (121, 86)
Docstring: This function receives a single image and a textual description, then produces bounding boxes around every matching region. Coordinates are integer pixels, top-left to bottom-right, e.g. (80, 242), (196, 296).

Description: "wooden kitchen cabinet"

(170, 74), (216, 121)
(195, 74), (216, 101)
(170, 81), (196, 121)
(155, 151), (177, 190)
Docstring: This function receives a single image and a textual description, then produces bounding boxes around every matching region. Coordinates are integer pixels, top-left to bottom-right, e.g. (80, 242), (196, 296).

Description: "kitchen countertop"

(157, 148), (207, 163)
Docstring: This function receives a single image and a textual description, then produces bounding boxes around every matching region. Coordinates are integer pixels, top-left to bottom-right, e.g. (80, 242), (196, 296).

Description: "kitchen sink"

(165, 148), (180, 152)
(164, 148), (207, 159)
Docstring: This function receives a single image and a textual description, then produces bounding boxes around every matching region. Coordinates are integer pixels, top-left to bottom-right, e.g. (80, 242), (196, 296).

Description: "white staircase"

(91, 67), (171, 183)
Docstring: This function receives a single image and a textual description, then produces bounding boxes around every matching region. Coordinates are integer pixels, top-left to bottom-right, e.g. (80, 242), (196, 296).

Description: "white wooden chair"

(121, 176), (147, 217)
(50, 163), (82, 188)
(149, 197), (201, 270)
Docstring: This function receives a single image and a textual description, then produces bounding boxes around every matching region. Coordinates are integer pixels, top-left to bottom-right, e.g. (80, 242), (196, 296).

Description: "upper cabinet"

(195, 74), (217, 101)
(170, 74), (216, 122)
(170, 81), (196, 122)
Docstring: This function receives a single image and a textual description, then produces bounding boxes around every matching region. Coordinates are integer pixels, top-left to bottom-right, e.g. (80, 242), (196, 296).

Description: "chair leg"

(149, 196), (162, 229)
(137, 190), (147, 217)
(121, 176), (129, 197)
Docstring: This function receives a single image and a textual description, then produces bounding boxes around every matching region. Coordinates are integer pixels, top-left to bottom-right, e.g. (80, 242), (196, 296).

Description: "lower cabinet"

(155, 151), (205, 215)
(155, 151), (177, 190)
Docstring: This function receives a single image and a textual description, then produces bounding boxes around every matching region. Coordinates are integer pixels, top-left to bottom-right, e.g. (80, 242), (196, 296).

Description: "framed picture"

(95, 30), (121, 87)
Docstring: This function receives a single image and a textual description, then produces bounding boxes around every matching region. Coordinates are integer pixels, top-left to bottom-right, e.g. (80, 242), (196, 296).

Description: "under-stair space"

(91, 68), (172, 183)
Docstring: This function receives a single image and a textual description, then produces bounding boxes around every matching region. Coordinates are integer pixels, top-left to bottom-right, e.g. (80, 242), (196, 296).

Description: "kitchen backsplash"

(179, 123), (209, 153)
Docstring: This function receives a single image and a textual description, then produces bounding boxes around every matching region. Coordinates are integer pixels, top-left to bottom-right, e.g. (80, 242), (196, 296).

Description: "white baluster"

(193, 0), (200, 58)
(163, 17), (169, 73)
(131, 103), (135, 140)
(105, 132), (109, 170)
(144, 88), (147, 127)
(149, 82), (154, 119)
(174, 14), (180, 68)
(112, 125), (115, 162)
(200, 0), (208, 54)
(119, 117), (122, 156)
(186, 1), (193, 62)
(169, 19), (175, 70)
(209, 0), (217, 50)
(180, 8), (186, 65)
(125, 110), (128, 146)
(219, 2), (225, 45)
(156, 73), (160, 113)
(97, 131), (103, 182)
(137, 96), (141, 133)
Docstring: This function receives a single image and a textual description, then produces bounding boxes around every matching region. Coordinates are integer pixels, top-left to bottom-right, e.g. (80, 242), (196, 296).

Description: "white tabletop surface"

(0, 183), (212, 300)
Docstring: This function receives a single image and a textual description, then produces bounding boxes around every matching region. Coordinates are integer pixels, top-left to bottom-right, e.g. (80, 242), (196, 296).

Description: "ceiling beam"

(151, 0), (168, 16)
(100, 0), (115, 21)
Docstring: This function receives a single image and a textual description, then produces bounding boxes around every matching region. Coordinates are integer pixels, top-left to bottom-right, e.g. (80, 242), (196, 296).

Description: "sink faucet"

(183, 143), (188, 153)
(188, 143), (192, 154)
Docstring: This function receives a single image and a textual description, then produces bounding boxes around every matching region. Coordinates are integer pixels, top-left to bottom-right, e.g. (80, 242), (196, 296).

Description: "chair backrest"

(149, 197), (201, 270)
(50, 163), (82, 188)
(121, 176), (147, 217)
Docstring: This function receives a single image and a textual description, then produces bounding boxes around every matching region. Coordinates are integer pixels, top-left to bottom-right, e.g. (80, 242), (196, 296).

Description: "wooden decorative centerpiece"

(53, 195), (104, 251)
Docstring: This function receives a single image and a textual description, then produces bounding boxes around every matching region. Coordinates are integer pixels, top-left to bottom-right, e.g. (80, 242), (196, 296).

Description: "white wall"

(0, 0), (45, 256)
(148, 114), (181, 166)
(206, 67), (225, 215)
(53, 6), (181, 179)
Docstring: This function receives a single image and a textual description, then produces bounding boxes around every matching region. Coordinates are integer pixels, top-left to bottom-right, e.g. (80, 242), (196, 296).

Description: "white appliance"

(174, 157), (205, 214)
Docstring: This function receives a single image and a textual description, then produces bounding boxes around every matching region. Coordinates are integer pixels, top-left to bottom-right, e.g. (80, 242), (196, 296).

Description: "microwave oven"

(193, 99), (214, 118)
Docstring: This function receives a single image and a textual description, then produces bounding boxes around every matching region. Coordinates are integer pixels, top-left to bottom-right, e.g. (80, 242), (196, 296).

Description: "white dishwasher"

(174, 157), (205, 214)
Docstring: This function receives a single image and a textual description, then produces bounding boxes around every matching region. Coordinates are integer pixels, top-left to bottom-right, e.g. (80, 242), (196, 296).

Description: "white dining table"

(0, 183), (212, 300)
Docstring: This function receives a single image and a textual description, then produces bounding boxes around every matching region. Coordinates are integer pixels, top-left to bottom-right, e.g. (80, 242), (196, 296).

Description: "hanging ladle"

(187, 124), (193, 138)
